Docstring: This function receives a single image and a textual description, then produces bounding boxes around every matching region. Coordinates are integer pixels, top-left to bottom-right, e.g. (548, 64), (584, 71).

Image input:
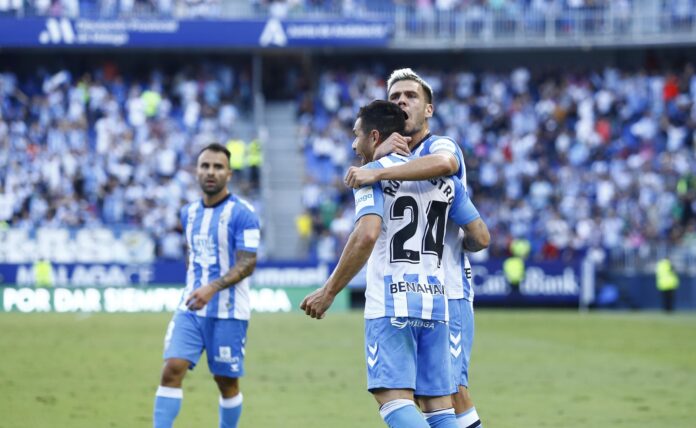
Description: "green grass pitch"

(1, 310), (695, 427)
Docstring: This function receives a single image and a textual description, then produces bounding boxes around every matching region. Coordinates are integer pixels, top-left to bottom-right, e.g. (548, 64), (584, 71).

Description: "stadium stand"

(0, 60), (261, 261)
(1, 1), (696, 273)
(297, 64), (696, 264)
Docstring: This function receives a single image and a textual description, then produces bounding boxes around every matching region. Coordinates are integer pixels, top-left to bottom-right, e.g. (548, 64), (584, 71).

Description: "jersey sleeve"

(449, 177), (480, 226)
(232, 205), (261, 253)
(179, 205), (189, 230)
(353, 161), (385, 222)
(424, 137), (464, 177)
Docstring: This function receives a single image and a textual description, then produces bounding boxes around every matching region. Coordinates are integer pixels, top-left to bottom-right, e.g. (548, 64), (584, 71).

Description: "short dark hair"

(198, 143), (231, 164)
(358, 100), (406, 141)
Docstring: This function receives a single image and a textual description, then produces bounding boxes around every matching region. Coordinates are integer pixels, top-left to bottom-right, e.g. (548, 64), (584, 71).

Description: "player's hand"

(300, 287), (335, 320)
(373, 132), (411, 159)
(345, 167), (381, 189)
(185, 285), (218, 310)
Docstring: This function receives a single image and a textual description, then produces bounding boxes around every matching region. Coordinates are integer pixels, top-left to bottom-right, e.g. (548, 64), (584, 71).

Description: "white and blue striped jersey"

(414, 134), (474, 301)
(354, 154), (481, 321)
(178, 194), (260, 320)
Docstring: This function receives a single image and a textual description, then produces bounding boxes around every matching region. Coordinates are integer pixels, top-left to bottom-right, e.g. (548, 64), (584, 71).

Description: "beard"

(402, 123), (420, 137)
(201, 180), (226, 195)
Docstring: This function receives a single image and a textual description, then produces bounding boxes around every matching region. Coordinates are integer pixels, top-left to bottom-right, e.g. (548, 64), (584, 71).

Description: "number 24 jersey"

(353, 154), (480, 321)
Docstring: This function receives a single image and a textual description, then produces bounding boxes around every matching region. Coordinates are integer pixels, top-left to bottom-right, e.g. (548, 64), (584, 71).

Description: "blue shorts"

(163, 311), (248, 378)
(365, 317), (454, 397)
(448, 298), (474, 388)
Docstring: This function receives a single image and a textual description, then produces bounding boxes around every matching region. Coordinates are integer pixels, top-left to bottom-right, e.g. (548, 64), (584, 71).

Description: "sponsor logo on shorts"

(390, 317), (436, 329)
(214, 346), (239, 364)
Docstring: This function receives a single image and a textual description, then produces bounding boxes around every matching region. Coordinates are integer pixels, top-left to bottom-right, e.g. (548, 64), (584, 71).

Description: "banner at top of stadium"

(0, 17), (392, 48)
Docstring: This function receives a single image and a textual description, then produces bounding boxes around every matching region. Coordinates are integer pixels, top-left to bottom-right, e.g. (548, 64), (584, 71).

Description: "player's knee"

(214, 375), (239, 397)
(419, 395), (453, 412)
(160, 359), (188, 386)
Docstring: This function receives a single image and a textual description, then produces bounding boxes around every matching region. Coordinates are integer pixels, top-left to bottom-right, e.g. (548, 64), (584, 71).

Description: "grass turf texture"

(1, 310), (695, 427)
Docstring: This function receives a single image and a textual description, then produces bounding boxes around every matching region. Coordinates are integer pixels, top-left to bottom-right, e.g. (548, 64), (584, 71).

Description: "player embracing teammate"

(346, 69), (489, 428)
(303, 68), (489, 428)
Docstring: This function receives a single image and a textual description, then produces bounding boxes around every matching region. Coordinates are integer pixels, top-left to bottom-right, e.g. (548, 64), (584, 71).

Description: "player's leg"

(450, 299), (482, 428)
(154, 312), (205, 428)
(206, 318), (248, 428)
(415, 320), (458, 428)
(373, 388), (430, 428)
(366, 317), (429, 428)
(214, 375), (242, 428)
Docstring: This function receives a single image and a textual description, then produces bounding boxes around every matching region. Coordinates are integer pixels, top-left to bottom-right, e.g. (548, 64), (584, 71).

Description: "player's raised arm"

(300, 214), (381, 319)
(346, 152), (458, 188)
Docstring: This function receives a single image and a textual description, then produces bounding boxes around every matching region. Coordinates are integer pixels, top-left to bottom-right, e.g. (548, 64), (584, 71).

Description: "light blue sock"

(380, 399), (430, 428)
(456, 407), (482, 428)
(424, 408), (459, 428)
(219, 393), (243, 428)
(153, 386), (182, 428)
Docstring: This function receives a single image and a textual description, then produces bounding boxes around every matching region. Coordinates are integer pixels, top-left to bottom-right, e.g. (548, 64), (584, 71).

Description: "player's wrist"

(322, 284), (339, 299)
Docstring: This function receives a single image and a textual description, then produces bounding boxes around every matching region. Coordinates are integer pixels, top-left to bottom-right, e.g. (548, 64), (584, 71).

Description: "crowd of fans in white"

(0, 63), (257, 259)
(1, 61), (696, 263)
(297, 64), (696, 262)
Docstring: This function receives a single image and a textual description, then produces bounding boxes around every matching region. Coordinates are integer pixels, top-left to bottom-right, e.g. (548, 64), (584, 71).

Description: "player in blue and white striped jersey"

(345, 69), (489, 428)
(153, 143), (260, 428)
(302, 100), (486, 428)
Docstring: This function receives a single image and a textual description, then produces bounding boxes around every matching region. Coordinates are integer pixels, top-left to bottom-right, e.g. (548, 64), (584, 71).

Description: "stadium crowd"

(0, 62), (261, 259)
(297, 64), (696, 262)
(5, 0), (694, 28)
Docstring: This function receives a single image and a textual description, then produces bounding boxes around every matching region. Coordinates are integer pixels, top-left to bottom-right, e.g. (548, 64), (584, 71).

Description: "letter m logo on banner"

(39, 18), (76, 44)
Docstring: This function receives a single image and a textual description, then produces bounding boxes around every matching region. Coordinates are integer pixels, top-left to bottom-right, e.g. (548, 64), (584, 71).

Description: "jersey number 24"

(389, 196), (447, 266)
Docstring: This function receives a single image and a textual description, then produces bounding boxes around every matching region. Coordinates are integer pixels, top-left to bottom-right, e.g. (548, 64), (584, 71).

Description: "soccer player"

(153, 143), (260, 428)
(301, 100), (487, 428)
(345, 68), (486, 428)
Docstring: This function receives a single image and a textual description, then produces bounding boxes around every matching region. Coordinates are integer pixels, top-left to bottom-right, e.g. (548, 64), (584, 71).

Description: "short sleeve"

(232, 206), (261, 252)
(449, 177), (480, 226)
(179, 205), (189, 230)
(425, 137), (464, 177)
(353, 161), (385, 222)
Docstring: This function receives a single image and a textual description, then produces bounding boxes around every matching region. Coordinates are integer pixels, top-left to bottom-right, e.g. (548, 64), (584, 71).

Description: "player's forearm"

(211, 252), (257, 290)
(461, 219), (490, 253)
(378, 154), (457, 181)
(324, 230), (377, 297)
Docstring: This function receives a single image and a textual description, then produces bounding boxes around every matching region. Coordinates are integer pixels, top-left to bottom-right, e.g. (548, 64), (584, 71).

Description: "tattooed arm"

(185, 250), (257, 310)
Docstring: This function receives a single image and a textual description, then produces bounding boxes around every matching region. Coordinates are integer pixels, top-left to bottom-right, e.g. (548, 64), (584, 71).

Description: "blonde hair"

(386, 68), (433, 103)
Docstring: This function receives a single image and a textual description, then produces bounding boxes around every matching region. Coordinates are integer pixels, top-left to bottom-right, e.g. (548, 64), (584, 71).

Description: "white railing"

(393, 4), (696, 48)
